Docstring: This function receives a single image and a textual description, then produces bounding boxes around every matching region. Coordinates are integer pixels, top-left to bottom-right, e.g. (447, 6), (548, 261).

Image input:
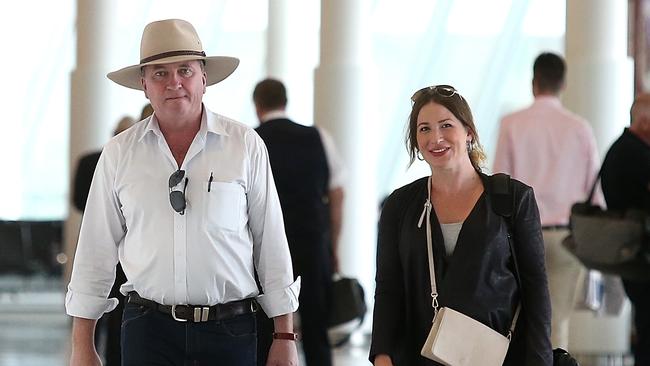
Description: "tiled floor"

(0, 276), (69, 366)
(0, 275), (370, 366)
(0, 275), (636, 366)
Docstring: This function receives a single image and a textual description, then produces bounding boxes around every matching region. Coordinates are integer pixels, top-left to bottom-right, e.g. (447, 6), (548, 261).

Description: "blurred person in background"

(493, 52), (600, 349)
(253, 78), (345, 366)
(600, 94), (650, 366)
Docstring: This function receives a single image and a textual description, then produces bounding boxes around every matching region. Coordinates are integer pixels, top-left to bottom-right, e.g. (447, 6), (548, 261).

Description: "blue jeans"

(121, 303), (257, 366)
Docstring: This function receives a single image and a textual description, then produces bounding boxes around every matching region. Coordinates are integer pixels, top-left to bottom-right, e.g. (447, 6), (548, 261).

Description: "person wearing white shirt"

(66, 19), (300, 366)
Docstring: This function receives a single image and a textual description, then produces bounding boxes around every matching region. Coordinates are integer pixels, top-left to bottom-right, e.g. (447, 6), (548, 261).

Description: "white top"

(66, 107), (300, 320)
(260, 110), (345, 189)
(440, 222), (463, 256)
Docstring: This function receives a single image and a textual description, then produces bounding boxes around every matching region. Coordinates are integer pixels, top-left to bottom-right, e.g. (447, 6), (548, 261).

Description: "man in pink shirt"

(493, 52), (600, 349)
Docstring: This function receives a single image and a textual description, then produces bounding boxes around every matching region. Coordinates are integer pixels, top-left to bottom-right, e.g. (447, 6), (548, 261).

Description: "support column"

(314, 0), (376, 310)
(64, 0), (114, 284)
(266, 0), (290, 79)
(564, 0), (633, 357)
(564, 0), (634, 157)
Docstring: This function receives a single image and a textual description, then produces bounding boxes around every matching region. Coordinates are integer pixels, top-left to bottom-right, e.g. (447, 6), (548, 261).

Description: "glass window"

(0, 0), (566, 220)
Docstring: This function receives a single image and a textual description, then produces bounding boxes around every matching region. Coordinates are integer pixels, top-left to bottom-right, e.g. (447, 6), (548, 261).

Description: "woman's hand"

(374, 354), (394, 366)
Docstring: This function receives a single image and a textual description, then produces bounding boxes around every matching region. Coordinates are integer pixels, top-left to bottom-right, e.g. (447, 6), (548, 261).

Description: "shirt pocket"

(205, 181), (245, 232)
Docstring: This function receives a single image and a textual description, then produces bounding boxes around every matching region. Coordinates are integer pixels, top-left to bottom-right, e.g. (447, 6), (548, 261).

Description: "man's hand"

(265, 339), (299, 366)
(70, 345), (102, 366)
(70, 317), (101, 366)
(268, 313), (299, 365)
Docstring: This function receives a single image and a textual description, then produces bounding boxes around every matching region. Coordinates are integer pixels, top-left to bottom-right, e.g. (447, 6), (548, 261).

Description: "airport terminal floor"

(0, 274), (636, 366)
(0, 274), (370, 366)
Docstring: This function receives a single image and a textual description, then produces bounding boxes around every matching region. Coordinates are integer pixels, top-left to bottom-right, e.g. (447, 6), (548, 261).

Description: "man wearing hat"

(66, 19), (300, 366)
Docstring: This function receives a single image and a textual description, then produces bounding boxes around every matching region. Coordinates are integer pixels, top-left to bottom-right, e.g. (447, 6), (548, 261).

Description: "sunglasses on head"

(169, 169), (188, 215)
(411, 84), (459, 102)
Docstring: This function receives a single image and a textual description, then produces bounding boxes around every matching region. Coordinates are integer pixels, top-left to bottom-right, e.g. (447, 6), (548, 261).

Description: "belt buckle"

(171, 305), (187, 322)
(193, 306), (210, 322)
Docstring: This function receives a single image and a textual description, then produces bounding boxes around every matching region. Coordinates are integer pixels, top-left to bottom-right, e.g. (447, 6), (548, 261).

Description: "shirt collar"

(138, 104), (229, 142)
(533, 95), (562, 107)
(206, 108), (230, 136)
(260, 109), (287, 123)
(139, 114), (161, 142)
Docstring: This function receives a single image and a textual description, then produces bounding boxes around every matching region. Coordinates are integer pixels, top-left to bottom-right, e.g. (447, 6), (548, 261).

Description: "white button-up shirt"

(66, 107), (300, 320)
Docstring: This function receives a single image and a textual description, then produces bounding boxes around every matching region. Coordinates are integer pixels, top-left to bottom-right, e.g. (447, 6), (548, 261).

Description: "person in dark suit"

(601, 93), (650, 366)
(253, 78), (345, 366)
(369, 85), (552, 366)
(71, 115), (136, 366)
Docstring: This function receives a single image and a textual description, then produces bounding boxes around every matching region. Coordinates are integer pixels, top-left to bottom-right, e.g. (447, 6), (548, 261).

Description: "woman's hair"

(406, 85), (486, 171)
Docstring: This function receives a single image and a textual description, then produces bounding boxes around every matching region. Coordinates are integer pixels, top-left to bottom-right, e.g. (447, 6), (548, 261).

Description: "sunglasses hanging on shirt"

(168, 169), (188, 215)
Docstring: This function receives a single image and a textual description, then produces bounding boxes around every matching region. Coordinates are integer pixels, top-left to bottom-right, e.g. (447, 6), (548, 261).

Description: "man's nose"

(166, 73), (182, 90)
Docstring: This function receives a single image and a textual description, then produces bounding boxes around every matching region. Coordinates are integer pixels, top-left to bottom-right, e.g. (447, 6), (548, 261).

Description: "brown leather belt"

(127, 292), (257, 323)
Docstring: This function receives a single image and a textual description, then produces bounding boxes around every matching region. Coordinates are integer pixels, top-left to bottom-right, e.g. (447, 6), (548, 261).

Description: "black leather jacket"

(370, 173), (552, 366)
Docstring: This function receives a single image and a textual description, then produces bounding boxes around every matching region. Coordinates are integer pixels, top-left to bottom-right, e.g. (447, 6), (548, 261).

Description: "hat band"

(140, 50), (207, 64)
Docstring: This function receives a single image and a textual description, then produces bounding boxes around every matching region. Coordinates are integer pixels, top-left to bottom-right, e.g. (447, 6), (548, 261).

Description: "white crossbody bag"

(418, 177), (520, 366)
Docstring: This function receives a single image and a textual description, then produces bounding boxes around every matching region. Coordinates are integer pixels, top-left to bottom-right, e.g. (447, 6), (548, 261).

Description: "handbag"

(562, 172), (650, 280)
(328, 275), (366, 327)
(328, 275), (367, 347)
(421, 306), (512, 366)
(553, 348), (579, 366)
(418, 176), (517, 366)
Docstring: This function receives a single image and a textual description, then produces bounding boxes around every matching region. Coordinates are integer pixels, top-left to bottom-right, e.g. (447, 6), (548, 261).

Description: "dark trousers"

(298, 277), (333, 366)
(121, 303), (257, 366)
(95, 263), (127, 366)
(623, 280), (650, 366)
(256, 273), (332, 366)
(256, 311), (274, 366)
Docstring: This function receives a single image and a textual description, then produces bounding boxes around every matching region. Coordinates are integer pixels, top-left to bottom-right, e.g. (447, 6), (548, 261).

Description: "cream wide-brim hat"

(107, 19), (239, 90)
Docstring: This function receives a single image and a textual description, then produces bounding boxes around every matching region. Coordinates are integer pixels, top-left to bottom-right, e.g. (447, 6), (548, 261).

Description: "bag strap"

(418, 176), (439, 313)
(585, 168), (602, 204)
(418, 174), (519, 338)
(490, 173), (521, 338)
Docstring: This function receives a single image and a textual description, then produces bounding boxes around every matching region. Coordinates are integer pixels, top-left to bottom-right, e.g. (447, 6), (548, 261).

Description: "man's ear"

(141, 78), (149, 98)
(202, 72), (207, 94)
